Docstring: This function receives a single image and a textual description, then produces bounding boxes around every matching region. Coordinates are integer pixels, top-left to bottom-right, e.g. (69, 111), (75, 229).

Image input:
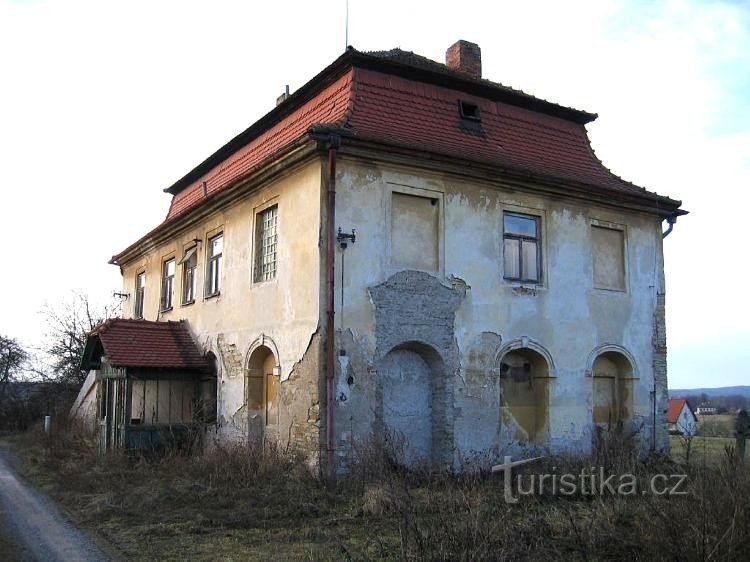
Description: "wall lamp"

(337, 227), (356, 249)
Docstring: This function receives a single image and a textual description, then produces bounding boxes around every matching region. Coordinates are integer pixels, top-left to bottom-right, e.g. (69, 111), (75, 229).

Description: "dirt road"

(0, 447), (108, 561)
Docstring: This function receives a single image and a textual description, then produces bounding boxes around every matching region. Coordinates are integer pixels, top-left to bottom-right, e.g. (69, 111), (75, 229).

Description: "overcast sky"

(1, 0), (748, 389)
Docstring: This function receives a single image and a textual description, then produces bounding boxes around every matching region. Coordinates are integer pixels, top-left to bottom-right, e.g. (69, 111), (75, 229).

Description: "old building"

(75, 40), (685, 471)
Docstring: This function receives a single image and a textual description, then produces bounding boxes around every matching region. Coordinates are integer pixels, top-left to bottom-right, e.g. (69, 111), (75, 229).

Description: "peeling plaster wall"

(333, 157), (669, 468)
(118, 160), (324, 457)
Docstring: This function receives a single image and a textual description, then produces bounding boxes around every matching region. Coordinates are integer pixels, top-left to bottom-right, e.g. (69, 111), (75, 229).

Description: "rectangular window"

(503, 213), (541, 283)
(205, 234), (223, 297)
(179, 246), (198, 304)
(134, 272), (145, 319)
(254, 205), (278, 283)
(592, 225), (626, 291)
(160, 258), (175, 311)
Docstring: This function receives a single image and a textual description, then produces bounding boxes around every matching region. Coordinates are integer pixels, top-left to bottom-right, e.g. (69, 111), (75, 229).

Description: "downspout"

(654, 212), (677, 451)
(662, 214), (677, 238)
(325, 134), (341, 483)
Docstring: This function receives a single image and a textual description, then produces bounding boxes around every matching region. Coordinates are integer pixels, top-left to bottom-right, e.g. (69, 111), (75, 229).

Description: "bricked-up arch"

(590, 350), (635, 430)
(369, 270), (466, 469)
(378, 341), (447, 468)
(496, 344), (552, 445)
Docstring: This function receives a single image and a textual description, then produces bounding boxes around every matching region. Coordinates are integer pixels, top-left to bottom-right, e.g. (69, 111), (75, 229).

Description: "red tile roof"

(112, 46), (684, 264)
(667, 398), (690, 424)
(166, 71), (354, 219)
(82, 319), (212, 372)
(347, 68), (646, 195)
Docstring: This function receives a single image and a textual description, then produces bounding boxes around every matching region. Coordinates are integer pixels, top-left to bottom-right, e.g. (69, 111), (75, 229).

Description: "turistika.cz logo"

(491, 456), (688, 504)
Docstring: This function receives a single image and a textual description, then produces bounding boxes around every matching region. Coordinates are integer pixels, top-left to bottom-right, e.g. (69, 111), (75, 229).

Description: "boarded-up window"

(247, 347), (279, 426)
(592, 352), (633, 428)
(592, 226), (625, 291)
(391, 192), (439, 272)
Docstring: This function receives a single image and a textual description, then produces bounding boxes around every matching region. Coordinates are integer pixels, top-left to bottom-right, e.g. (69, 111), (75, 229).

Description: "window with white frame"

(254, 205), (278, 283)
(205, 234), (223, 297)
(160, 258), (175, 311)
(503, 212), (541, 283)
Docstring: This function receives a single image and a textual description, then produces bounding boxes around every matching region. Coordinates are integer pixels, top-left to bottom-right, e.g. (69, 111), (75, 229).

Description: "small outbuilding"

(75, 319), (217, 453)
(667, 398), (698, 436)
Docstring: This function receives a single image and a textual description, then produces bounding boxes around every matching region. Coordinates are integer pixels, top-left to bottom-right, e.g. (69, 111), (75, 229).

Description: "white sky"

(1, 0), (748, 389)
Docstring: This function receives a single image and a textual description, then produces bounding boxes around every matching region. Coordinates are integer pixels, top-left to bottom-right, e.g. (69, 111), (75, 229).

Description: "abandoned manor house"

(71, 40), (686, 471)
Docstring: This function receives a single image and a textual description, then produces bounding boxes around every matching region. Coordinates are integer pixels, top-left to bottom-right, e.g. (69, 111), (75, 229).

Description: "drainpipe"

(662, 214), (677, 238)
(325, 134), (340, 483)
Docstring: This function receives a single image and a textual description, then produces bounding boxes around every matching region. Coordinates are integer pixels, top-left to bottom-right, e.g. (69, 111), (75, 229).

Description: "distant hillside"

(669, 386), (750, 398)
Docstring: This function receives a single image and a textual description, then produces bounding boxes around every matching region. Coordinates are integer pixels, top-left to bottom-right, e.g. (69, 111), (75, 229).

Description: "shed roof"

(80, 319), (212, 372)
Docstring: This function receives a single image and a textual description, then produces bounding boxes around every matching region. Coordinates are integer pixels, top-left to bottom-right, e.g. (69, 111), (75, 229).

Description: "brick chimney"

(446, 40), (481, 79)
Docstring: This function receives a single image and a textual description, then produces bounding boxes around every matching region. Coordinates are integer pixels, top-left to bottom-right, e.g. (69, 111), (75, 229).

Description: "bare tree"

(1, 334), (28, 394)
(39, 292), (117, 386)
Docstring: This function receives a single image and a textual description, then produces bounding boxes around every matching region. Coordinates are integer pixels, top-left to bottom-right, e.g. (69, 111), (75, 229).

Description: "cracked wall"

(117, 160), (324, 461)
(332, 157), (670, 468)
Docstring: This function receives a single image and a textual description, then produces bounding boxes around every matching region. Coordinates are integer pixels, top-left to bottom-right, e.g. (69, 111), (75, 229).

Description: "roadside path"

(0, 446), (108, 561)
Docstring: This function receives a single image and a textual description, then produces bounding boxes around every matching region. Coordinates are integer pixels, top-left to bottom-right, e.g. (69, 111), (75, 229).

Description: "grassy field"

(670, 434), (749, 465)
(3, 430), (749, 561)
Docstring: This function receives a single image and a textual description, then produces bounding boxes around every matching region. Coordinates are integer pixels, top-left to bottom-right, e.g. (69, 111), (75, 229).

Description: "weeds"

(5, 426), (750, 561)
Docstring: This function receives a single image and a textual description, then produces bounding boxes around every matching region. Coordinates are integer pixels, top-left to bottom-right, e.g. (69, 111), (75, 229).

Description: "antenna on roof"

(345, 0), (349, 50)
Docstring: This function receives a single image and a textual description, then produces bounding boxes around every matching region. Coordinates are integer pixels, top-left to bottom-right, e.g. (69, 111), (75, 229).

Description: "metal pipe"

(662, 215), (676, 238)
(325, 134), (340, 483)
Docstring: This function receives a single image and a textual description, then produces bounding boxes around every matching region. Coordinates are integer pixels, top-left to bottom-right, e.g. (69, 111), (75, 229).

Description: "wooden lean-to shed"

(80, 319), (217, 453)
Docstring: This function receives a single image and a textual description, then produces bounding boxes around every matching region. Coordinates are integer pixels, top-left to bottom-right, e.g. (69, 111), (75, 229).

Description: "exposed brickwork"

(368, 270), (466, 468)
(279, 330), (323, 458)
(653, 291), (669, 452)
(446, 40), (482, 79)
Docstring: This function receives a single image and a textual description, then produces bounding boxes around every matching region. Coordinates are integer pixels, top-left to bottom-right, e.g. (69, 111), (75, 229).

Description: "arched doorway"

(498, 347), (550, 444)
(591, 351), (634, 430)
(246, 345), (280, 444)
(378, 342), (445, 468)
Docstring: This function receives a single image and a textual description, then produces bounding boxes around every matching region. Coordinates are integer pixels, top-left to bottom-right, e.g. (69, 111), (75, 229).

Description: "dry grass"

(4, 427), (750, 561)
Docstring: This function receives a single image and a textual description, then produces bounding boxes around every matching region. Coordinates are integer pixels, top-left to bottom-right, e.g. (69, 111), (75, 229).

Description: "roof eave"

(163, 47), (597, 197)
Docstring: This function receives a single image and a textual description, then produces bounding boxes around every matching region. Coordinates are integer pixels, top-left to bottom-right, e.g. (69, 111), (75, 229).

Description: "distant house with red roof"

(667, 398), (698, 436)
(74, 40), (685, 468)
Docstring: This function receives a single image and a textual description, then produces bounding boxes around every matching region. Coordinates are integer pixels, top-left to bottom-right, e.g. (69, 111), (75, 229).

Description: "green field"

(670, 434), (748, 465)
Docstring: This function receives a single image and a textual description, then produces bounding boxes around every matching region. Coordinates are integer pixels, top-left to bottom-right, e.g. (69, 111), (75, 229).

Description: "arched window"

(246, 345), (279, 427)
(498, 347), (550, 444)
(592, 351), (634, 429)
